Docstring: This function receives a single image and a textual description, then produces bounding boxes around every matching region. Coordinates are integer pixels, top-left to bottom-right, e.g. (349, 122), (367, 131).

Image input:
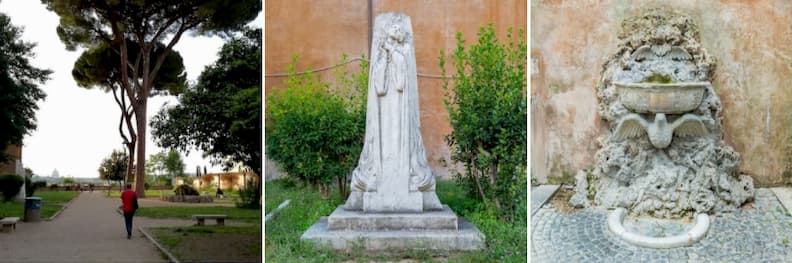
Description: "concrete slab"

(302, 216), (485, 252)
(531, 185), (560, 216)
(328, 205), (458, 231)
(770, 187), (792, 214)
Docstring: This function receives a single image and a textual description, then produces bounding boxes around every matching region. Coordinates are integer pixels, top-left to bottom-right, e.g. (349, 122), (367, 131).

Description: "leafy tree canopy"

(98, 150), (128, 183)
(152, 28), (261, 177)
(164, 149), (185, 178)
(72, 40), (187, 96)
(0, 12), (52, 162)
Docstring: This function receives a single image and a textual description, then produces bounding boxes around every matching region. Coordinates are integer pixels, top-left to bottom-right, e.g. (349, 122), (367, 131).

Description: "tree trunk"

(134, 99), (148, 198)
(489, 164), (502, 211)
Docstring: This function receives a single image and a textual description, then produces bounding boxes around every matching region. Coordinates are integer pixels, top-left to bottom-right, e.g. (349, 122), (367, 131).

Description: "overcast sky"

(0, 1), (262, 178)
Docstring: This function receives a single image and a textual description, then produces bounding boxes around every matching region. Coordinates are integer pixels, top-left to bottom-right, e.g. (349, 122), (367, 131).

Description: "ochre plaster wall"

(0, 145), (22, 174)
(266, 1), (527, 178)
(531, 0), (792, 186)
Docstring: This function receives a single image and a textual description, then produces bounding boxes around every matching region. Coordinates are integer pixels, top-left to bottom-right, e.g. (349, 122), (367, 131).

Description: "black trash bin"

(24, 197), (42, 222)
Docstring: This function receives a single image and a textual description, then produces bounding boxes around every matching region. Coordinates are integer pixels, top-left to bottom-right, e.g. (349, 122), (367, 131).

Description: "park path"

(0, 191), (198, 263)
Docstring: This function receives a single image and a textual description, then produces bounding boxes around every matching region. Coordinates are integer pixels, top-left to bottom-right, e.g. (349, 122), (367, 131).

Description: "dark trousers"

(123, 212), (135, 237)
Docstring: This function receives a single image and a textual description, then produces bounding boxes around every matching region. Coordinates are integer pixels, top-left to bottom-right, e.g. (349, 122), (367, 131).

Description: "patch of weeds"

(783, 238), (789, 247)
(547, 170), (574, 185)
(586, 170), (596, 201)
(642, 73), (673, 84)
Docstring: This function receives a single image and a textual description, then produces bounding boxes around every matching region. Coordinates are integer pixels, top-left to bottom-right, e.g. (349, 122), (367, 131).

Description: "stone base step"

(302, 216), (485, 252)
(327, 205), (458, 231)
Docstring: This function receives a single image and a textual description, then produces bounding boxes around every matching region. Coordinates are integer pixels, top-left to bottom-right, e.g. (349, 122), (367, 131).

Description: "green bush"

(0, 174), (24, 202)
(266, 55), (366, 199)
(439, 24), (527, 222)
(235, 185), (260, 209)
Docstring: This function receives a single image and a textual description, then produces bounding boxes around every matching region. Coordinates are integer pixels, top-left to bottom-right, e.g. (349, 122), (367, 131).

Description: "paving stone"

(530, 189), (792, 262)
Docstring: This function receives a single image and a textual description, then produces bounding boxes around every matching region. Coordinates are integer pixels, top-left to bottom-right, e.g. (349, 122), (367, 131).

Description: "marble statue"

(301, 13), (484, 252)
(343, 13), (442, 213)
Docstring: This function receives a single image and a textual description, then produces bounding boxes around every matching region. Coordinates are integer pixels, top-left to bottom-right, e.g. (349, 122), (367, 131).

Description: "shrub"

(0, 174), (24, 202)
(439, 24), (527, 222)
(266, 55), (366, 200)
(235, 185), (260, 209)
(174, 184), (199, 196)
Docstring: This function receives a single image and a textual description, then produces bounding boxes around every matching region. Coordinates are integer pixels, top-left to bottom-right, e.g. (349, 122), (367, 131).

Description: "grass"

(149, 226), (261, 262)
(0, 191), (79, 219)
(35, 191), (80, 203)
(264, 178), (527, 262)
(135, 206), (261, 224)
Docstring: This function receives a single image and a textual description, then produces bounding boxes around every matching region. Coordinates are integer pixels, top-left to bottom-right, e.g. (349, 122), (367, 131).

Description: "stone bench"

(192, 214), (227, 226)
(0, 217), (20, 232)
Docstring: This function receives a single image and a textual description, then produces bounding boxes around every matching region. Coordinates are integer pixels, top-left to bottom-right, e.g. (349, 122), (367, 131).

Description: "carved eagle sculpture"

(613, 113), (708, 148)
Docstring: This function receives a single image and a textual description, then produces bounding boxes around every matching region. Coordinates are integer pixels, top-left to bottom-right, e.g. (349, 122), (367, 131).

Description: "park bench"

(0, 217), (20, 232)
(192, 214), (227, 226)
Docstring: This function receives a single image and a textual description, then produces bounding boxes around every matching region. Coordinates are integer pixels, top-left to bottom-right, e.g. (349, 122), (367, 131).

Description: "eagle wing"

(613, 114), (648, 140)
(632, 45), (657, 61)
(668, 46), (692, 61)
(671, 114), (708, 137)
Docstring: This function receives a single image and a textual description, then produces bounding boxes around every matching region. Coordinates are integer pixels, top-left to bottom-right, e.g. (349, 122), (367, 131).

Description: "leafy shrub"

(235, 185), (260, 209)
(266, 55), (366, 199)
(49, 184), (59, 191)
(0, 174), (24, 202)
(174, 184), (199, 196)
(439, 24), (527, 222)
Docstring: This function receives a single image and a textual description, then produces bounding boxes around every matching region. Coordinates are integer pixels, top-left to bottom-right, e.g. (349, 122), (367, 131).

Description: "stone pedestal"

(301, 205), (484, 252)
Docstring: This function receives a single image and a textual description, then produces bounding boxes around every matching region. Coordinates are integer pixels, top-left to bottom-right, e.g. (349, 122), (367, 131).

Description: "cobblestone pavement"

(531, 189), (792, 262)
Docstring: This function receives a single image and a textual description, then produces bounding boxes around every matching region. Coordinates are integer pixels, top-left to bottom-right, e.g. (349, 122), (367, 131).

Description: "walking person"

(120, 184), (139, 239)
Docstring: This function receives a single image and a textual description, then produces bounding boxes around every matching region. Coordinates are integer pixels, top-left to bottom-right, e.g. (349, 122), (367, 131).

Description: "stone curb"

(264, 199), (290, 222)
(43, 191), (80, 221)
(531, 185), (560, 216)
(139, 226), (180, 263)
(45, 204), (68, 221)
(607, 207), (710, 249)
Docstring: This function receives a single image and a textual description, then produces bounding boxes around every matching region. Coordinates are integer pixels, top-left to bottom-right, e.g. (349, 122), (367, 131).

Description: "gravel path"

(0, 191), (200, 262)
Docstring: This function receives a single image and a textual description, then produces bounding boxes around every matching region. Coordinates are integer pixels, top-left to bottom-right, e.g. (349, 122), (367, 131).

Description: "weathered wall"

(531, 0), (792, 186)
(0, 145), (21, 174)
(266, 1), (527, 178)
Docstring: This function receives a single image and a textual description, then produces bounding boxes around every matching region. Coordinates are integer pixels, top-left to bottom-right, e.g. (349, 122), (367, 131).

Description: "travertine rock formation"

(577, 9), (754, 218)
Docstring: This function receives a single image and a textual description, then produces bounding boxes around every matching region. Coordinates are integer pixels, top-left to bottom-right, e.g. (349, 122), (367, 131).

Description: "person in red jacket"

(120, 184), (139, 239)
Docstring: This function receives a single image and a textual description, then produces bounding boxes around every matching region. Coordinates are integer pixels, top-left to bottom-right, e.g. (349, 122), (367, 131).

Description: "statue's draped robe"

(344, 15), (442, 212)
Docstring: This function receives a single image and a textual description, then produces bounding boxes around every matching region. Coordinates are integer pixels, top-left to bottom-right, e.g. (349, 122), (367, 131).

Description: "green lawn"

(264, 178), (528, 262)
(135, 206), (261, 224)
(0, 191), (79, 219)
(36, 191), (80, 203)
(149, 226), (261, 262)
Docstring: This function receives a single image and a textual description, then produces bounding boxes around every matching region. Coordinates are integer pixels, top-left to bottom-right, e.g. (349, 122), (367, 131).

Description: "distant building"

(174, 171), (259, 191)
(0, 145), (22, 175)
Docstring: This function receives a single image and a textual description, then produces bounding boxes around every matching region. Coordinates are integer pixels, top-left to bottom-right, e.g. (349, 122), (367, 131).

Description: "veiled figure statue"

(343, 13), (443, 212)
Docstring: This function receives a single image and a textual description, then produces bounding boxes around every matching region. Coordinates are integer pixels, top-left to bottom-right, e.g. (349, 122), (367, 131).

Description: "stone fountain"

(570, 9), (754, 248)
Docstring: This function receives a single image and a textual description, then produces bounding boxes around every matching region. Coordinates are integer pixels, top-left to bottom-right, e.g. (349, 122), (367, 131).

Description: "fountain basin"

(615, 82), (707, 114)
(607, 208), (709, 248)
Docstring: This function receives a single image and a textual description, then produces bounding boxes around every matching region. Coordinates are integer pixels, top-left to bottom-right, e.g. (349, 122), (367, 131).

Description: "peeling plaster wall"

(531, 0), (792, 185)
(266, 1), (527, 179)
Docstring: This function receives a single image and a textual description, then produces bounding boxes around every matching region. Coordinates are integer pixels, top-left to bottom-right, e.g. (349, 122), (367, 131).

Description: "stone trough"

(607, 208), (709, 249)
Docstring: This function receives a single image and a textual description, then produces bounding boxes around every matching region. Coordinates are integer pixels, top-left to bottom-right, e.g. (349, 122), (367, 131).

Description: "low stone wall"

(161, 195), (213, 203)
